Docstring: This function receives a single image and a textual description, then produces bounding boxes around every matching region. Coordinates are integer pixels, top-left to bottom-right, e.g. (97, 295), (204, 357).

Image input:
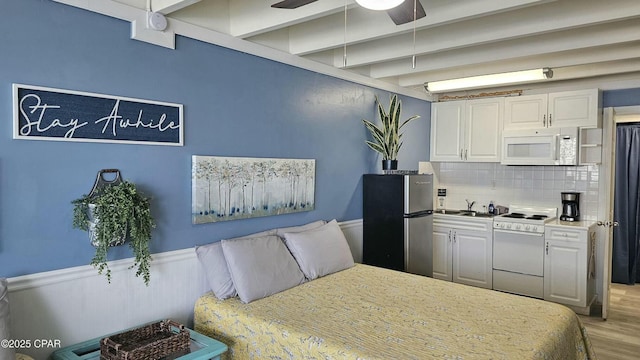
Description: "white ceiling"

(60, 0), (640, 98)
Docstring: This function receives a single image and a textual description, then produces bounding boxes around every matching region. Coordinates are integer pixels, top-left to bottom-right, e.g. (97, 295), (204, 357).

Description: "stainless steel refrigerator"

(363, 174), (433, 277)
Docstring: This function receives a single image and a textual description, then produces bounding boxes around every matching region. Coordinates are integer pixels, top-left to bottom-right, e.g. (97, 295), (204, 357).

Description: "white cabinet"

(504, 89), (601, 130)
(430, 98), (503, 162)
(432, 224), (453, 280)
(544, 223), (597, 314)
(504, 94), (547, 130)
(430, 101), (465, 161)
(579, 128), (602, 165)
(433, 214), (493, 289)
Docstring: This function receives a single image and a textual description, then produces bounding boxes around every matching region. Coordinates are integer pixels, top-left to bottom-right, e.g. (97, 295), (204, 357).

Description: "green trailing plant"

(72, 181), (155, 285)
(362, 94), (420, 160)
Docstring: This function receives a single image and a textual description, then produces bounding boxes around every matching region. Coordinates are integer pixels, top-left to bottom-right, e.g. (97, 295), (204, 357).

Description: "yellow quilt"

(194, 264), (596, 359)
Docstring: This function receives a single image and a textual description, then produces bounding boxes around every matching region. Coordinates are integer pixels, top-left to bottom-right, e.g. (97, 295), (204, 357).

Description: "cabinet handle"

(545, 242), (549, 255)
(464, 149), (468, 160)
(448, 230), (452, 242)
(453, 231), (457, 243)
(460, 149), (463, 160)
(549, 114), (552, 127)
(543, 114), (546, 127)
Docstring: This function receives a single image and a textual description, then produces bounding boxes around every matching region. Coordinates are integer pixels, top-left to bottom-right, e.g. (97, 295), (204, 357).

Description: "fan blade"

(387, 0), (425, 25)
(271, 0), (318, 9)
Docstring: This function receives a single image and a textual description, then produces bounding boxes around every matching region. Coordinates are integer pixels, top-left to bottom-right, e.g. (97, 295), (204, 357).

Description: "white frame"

(13, 83), (184, 146)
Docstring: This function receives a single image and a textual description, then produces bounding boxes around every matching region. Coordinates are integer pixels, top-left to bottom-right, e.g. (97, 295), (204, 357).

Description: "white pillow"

(0, 278), (16, 359)
(195, 229), (276, 300)
(283, 219), (354, 280)
(222, 235), (306, 303)
(275, 220), (326, 239)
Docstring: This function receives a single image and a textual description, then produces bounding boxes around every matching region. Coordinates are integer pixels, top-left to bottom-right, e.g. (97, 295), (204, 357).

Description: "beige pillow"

(283, 219), (354, 280)
(275, 220), (326, 239)
(196, 229), (276, 299)
(221, 235), (305, 303)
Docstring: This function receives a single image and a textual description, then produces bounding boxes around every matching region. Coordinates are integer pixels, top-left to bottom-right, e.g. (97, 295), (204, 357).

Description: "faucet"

(465, 199), (476, 211)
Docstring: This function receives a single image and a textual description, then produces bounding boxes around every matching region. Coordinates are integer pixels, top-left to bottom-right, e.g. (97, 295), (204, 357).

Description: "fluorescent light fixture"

(356, 0), (405, 11)
(425, 68), (553, 93)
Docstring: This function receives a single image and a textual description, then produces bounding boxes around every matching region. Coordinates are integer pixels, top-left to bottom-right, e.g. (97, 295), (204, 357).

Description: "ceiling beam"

(151, 0), (201, 15)
(394, 42), (640, 87)
(367, 18), (640, 79)
(282, 0), (553, 56)
(229, 0), (352, 38)
(323, 0), (640, 68)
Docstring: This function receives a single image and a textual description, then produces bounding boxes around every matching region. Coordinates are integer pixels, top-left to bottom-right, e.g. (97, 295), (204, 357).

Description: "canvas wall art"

(192, 156), (316, 224)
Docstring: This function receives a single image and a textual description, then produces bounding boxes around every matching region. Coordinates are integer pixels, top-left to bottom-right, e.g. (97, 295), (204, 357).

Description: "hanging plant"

(362, 94), (420, 166)
(72, 181), (155, 285)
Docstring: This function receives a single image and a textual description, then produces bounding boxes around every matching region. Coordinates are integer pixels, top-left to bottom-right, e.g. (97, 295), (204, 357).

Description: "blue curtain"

(613, 123), (640, 284)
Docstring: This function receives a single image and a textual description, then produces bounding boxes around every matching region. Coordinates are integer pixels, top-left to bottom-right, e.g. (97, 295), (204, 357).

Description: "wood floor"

(579, 283), (640, 360)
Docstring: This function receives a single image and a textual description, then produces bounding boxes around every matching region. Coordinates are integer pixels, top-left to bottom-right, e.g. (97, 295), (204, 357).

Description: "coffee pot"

(560, 192), (580, 221)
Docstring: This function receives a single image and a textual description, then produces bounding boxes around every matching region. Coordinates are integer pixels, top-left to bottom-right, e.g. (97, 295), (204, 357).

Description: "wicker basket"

(100, 320), (190, 360)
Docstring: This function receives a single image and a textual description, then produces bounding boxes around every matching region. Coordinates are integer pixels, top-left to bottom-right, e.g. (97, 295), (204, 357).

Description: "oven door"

(493, 229), (544, 276)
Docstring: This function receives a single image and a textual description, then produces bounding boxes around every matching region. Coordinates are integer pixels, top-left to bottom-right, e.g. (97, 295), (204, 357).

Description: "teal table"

(51, 323), (227, 360)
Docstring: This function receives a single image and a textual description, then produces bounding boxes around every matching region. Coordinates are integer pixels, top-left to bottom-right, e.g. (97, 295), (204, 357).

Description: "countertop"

(546, 219), (597, 229)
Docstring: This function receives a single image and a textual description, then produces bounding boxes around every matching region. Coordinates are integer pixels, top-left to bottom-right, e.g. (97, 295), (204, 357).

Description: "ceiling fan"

(271, 0), (426, 25)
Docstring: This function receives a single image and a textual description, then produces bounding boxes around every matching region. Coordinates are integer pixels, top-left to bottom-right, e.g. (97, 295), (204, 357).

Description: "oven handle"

(494, 229), (544, 237)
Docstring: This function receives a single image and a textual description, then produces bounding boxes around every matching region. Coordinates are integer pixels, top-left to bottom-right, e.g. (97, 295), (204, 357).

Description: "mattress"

(194, 264), (595, 359)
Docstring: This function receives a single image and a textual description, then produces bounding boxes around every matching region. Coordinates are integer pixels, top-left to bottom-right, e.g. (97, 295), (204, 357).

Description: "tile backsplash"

(431, 162), (599, 221)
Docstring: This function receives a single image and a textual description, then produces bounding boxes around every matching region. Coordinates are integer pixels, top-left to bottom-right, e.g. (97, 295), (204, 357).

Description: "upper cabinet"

(504, 89), (601, 130)
(430, 101), (465, 162)
(430, 98), (503, 162)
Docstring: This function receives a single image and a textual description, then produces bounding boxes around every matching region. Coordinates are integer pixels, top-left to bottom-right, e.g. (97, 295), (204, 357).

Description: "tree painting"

(192, 156), (315, 224)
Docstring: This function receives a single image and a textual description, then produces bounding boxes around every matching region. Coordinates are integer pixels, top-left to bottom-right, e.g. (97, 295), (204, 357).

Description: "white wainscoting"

(7, 219), (363, 359)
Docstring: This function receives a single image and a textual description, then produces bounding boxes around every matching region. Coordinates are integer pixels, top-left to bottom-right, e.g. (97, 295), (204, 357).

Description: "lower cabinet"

(433, 215), (493, 289)
(544, 224), (597, 312)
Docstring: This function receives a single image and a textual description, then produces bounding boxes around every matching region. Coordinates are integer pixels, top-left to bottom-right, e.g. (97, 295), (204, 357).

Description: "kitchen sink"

(460, 211), (494, 218)
(436, 209), (495, 218)
(436, 209), (462, 215)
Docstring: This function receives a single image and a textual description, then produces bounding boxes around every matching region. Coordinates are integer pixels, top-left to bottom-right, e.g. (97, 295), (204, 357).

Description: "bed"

(194, 263), (595, 359)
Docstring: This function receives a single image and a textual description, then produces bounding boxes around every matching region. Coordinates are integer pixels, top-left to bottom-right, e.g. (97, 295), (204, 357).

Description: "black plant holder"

(88, 169), (123, 198)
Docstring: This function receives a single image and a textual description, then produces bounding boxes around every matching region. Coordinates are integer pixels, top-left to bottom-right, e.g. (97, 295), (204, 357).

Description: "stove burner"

(527, 215), (548, 220)
(503, 213), (525, 218)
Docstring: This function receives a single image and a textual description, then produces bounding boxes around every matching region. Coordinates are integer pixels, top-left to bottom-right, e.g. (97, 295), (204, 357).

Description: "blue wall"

(603, 88), (640, 107)
(0, 0), (431, 277)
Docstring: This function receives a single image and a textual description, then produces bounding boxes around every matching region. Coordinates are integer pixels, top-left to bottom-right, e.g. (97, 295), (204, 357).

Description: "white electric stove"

(492, 205), (558, 299)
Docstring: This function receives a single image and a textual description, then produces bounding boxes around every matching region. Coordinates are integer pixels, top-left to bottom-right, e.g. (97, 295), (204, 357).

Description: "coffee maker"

(560, 192), (580, 221)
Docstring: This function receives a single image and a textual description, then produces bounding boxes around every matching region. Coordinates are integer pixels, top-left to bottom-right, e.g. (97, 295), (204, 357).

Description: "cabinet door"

(432, 225), (452, 281)
(430, 101), (465, 161)
(548, 89), (600, 128)
(465, 98), (503, 162)
(504, 94), (547, 130)
(544, 239), (587, 307)
(452, 228), (492, 289)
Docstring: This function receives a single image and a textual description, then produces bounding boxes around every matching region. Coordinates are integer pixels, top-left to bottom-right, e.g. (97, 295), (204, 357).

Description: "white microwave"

(501, 127), (578, 166)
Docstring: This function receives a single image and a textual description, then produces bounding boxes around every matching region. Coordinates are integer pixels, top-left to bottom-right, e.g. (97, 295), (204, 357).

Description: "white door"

(544, 240), (587, 307)
(452, 228), (492, 288)
(432, 225), (452, 281)
(599, 106), (640, 319)
(504, 94), (547, 130)
(465, 98), (503, 162)
(548, 89), (600, 128)
(430, 101), (465, 161)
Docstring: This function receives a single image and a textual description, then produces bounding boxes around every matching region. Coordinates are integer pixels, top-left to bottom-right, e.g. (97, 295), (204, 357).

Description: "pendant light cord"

(412, 0), (417, 69)
(343, 0), (348, 67)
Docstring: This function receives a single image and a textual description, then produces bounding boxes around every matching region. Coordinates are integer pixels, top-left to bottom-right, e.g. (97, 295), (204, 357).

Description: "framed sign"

(13, 84), (183, 146)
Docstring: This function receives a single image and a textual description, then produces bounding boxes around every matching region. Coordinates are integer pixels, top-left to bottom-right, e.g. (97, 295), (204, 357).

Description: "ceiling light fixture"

(425, 68), (553, 93)
(356, 0), (405, 11)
